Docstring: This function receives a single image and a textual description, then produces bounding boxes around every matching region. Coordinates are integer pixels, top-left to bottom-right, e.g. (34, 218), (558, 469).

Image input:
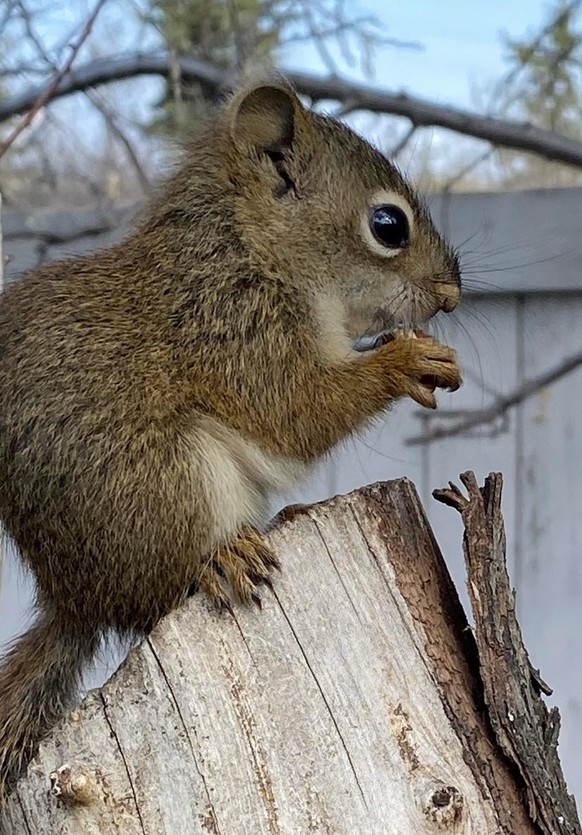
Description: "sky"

(281, 0), (550, 110)
(272, 0), (557, 180)
(2, 0), (557, 178)
(14, 0), (554, 115)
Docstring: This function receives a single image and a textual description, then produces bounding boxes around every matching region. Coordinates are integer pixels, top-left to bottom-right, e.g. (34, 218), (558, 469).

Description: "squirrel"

(0, 75), (462, 797)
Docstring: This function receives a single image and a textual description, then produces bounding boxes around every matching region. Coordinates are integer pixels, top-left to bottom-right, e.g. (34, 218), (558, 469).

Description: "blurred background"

(1, 0), (582, 804)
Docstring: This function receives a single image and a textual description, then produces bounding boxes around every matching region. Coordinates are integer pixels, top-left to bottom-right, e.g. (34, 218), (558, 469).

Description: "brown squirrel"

(0, 76), (461, 796)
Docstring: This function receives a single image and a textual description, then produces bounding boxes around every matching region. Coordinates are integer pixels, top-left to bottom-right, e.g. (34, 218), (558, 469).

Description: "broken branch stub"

(434, 471), (581, 835)
(1, 477), (576, 834)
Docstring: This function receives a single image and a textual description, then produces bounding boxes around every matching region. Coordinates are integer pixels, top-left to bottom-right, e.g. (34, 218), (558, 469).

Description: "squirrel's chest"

(189, 418), (311, 546)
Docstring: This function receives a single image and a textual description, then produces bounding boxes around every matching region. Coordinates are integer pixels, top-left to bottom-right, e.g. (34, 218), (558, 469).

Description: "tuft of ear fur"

(228, 78), (302, 156)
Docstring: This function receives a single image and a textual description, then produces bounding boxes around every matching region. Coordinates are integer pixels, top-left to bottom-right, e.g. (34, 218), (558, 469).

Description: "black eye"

(370, 205), (410, 249)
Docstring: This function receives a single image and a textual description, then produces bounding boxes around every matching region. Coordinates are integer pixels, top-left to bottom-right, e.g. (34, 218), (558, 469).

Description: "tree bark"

(1, 475), (579, 834)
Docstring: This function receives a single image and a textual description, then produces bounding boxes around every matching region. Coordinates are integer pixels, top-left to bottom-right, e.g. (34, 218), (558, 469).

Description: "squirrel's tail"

(0, 607), (99, 799)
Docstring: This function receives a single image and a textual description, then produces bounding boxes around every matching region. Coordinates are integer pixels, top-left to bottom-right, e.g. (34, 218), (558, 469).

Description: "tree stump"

(1, 474), (579, 834)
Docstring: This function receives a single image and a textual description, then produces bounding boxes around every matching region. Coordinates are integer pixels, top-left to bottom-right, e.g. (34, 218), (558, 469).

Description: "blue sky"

(282, 0), (550, 111)
(3, 0), (558, 178)
(22, 0), (553, 113)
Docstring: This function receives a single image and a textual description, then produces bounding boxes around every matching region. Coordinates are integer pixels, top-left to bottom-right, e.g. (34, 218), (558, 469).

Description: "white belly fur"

(189, 417), (311, 548)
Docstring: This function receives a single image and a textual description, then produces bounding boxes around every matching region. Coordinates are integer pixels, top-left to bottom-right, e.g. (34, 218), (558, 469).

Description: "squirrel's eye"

(370, 205), (409, 250)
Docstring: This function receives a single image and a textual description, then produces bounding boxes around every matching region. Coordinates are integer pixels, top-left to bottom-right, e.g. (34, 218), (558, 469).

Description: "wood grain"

(0, 479), (563, 833)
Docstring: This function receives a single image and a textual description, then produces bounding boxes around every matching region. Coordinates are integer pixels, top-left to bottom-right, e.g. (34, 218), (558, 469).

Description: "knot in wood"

(49, 762), (98, 806)
(421, 782), (464, 828)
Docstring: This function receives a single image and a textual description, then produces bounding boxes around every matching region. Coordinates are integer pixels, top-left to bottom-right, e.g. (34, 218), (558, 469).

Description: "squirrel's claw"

(196, 527), (280, 609)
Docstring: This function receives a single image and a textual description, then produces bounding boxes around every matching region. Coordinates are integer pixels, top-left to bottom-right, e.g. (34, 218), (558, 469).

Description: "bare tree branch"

(407, 348), (582, 445)
(0, 0), (109, 159)
(85, 90), (151, 193)
(441, 147), (496, 192)
(15, 0), (56, 68)
(299, 0), (340, 75)
(331, 98), (359, 119)
(0, 0), (19, 32)
(390, 123), (417, 157)
(226, 0), (247, 69)
(3, 52), (582, 166)
(489, 1), (582, 107)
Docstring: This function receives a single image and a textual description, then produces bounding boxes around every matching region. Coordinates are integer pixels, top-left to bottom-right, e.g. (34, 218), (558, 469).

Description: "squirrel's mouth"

(353, 324), (425, 353)
(353, 283), (460, 351)
(350, 283), (458, 353)
(352, 299), (429, 351)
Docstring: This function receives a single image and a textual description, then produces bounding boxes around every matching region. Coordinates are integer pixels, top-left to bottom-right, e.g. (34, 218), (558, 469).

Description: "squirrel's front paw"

(196, 527), (280, 610)
(378, 332), (462, 409)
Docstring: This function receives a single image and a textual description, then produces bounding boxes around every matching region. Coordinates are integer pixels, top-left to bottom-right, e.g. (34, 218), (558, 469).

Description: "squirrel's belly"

(188, 417), (311, 548)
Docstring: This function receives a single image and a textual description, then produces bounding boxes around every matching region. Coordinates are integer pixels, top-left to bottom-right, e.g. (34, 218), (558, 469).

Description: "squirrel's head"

(221, 77), (461, 341)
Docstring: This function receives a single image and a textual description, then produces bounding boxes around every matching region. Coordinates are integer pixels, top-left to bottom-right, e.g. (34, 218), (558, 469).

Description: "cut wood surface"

(1, 477), (578, 834)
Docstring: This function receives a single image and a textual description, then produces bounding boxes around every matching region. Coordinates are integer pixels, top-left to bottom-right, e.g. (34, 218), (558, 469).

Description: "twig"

(4, 219), (125, 246)
(16, 0), (56, 67)
(407, 348), (582, 445)
(85, 90), (150, 192)
(442, 146), (495, 192)
(489, 2), (581, 109)
(0, 0), (108, 159)
(4, 53), (582, 166)
(433, 472), (581, 835)
(437, 146), (496, 239)
(331, 98), (359, 119)
(0, 0), (19, 31)
(299, 0), (339, 76)
(226, 0), (252, 70)
(390, 123), (416, 157)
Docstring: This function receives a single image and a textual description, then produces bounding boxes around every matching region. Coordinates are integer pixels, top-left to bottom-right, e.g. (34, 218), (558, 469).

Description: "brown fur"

(0, 75), (461, 796)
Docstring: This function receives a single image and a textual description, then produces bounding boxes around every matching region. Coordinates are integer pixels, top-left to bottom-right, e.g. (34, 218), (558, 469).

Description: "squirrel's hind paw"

(196, 527), (280, 609)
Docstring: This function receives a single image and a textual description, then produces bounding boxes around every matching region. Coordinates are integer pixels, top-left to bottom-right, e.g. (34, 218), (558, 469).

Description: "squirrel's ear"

(229, 82), (300, 155)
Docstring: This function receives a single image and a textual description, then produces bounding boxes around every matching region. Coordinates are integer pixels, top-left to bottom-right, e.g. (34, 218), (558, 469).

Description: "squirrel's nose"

(437, 283), (460, 312)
